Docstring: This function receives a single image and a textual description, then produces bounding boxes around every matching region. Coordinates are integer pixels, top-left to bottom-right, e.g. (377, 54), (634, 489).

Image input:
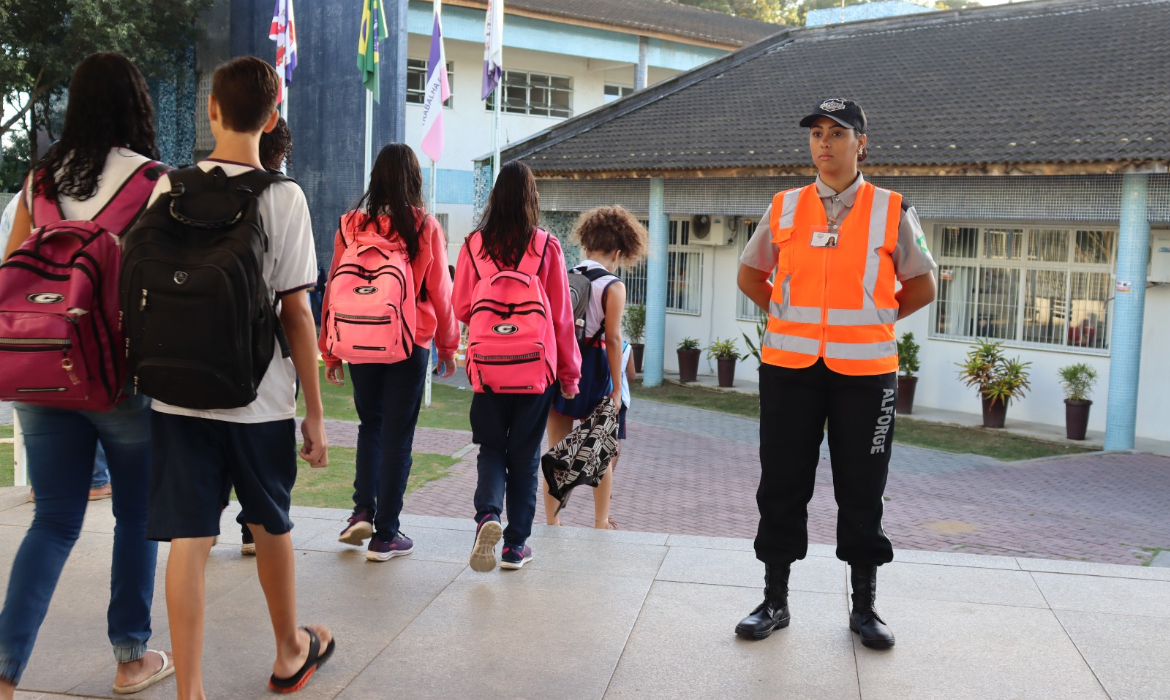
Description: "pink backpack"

(465, 229), (555, 394)
(0, 161), (166, 410)
(323, 211), (418, 364)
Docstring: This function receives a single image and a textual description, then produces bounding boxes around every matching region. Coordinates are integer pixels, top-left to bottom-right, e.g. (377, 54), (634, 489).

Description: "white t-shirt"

(620, 341), (632, 409)
(145, 159), (317, 424)
(23, 147), (154, 230)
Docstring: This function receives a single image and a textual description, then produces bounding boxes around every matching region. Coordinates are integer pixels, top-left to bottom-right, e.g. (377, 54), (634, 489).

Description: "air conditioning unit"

(690, 214), (735, 246)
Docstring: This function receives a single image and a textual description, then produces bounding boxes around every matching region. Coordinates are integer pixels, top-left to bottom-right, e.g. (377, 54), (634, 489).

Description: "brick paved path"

(353, 399), (1170, 566)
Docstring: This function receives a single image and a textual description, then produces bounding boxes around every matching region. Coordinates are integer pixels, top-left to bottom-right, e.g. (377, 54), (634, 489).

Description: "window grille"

(617, 220), (701, 314)
(931, 225), (1115, 353)
(406, 59), (453, 107)
(486, 70), (572, 118)
(736, 219), (766, 321)
(194, 72), (214, 154)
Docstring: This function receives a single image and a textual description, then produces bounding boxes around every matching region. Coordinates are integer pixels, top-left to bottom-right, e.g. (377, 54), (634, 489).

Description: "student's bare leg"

(543, 411), (575, 525)
(166, 536), (214, 700)
(593, 444), (619, 528)
(249, 525), (332, 680)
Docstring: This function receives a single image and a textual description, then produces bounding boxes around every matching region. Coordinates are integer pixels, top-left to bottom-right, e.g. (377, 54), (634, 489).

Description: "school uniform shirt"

(317, 211), (459, 367)
(452, 230), (582, 397)
(740, 172), (937, 280)
(620, 342), (632, 409)
(22, 147), (155, 230)
(145, 159), (318, 424)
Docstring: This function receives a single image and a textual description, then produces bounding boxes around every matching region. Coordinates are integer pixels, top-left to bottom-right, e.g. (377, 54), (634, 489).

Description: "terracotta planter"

(677, 349), (701, 383)
(981, 395), (1007, 428)
(1065, 400), (1092, 440)
(896, 376), (917, 414)
(716, 357), (737, 387)
(632, 343), (645, 374)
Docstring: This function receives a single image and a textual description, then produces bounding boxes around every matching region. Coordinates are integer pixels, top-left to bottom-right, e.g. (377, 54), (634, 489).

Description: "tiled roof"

(498, 0), (1170, 175)
(448, 0), (780, 47)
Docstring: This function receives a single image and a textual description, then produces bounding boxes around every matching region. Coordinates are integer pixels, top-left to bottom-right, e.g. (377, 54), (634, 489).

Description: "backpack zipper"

(472, 351), (540, 364)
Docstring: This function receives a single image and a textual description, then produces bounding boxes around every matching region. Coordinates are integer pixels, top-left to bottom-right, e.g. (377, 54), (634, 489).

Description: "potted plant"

(896, 332), (921, 414)
(741, 319), (766, 370)
(1058, 363), (1098, 440)
(956, 338), (1031, 428)
(707, 337), (742, 388)
(677, 337), (701, 383)
(623, 303), (646, 373)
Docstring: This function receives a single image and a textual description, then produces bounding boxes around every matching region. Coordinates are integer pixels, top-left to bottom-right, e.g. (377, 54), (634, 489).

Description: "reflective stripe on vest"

(761, 182), (901, 376)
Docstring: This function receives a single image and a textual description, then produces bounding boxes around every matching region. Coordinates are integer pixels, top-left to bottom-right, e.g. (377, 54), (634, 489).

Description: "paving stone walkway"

(1, 497), (1168, 700)
(394, 398), (1170, 566)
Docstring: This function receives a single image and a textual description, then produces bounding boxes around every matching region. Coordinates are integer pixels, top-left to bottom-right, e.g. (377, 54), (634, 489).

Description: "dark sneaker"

(500, 544), (533, 570)
(366, 533), (414, 562)
(241, 524), (256, 556)
(470, 514), (503, 572)
(339, 508), (374, 545)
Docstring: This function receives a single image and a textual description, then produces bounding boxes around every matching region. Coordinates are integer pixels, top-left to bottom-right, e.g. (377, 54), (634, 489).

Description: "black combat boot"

(735, 563), (791, 639)
(849, 564), (895, 649)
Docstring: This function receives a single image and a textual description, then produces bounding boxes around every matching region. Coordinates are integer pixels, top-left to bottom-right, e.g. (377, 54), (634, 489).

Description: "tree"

(0, 0), (214, 143)
(934, 0), (982, 9)
(676, 0), (800, 25)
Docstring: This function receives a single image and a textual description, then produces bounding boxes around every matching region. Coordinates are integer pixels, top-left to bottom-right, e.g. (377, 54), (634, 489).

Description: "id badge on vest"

(810, 224), (840, 249)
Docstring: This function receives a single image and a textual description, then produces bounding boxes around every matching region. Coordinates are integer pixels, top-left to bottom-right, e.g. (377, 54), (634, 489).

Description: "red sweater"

(318, 210), (459, 368)
(453, 230), (581, 396)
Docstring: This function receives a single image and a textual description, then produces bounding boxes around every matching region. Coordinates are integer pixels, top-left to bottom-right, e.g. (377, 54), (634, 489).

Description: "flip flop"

(268, 627), (336, 694)
(113, 649), (175, 694)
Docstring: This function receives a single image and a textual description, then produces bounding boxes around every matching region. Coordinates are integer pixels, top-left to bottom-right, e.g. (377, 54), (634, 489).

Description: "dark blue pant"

(349, 346), (429, 540)
(0, 394), (157, 684)
(471, 386), (556, 547)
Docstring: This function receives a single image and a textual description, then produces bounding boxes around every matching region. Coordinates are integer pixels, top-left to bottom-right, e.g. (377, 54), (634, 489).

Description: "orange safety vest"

(762, 181), (902, 376)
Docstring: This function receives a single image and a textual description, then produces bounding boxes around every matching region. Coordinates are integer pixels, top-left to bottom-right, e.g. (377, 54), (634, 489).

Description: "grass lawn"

(630, 379), (1093, 462)
(289, 446), (458, 509)
(0, 443), (11, 488)
(297, 363), (472, 432)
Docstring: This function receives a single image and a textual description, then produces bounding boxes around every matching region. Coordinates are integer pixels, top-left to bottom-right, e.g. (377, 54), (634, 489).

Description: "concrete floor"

(2, 490), (1168, 700)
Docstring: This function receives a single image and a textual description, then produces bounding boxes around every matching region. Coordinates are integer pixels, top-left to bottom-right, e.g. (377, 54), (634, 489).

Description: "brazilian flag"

(358, 0), (389, 102)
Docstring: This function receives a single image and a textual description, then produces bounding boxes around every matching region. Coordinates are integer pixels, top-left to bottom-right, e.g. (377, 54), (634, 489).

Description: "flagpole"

(493, 85), (502, 182)
(364, 91), (374, 191)
(425, 157), (437, 408)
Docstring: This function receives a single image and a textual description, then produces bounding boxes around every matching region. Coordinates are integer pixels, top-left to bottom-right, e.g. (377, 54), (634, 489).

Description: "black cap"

(799, 98), (866, 134)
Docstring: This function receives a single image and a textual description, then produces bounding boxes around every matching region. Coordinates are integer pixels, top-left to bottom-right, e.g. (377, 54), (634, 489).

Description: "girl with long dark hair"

(0, 52), (173, 697)
(452, 161), (581, 572)
(321, 143), (459, 561)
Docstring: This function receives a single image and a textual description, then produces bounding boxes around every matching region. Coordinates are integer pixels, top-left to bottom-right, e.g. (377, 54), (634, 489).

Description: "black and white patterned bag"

(541, 397), (620, 514)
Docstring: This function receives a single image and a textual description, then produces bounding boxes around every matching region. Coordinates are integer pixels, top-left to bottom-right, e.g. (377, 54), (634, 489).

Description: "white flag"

(482, 0), (504, 100)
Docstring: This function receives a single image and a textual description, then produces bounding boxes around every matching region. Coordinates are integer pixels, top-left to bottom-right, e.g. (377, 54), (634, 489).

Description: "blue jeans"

(471, 386), (556, 547)
(92, 444), (109, 489)
(349, 346), (430, 540)
(0, 394), (157, 684)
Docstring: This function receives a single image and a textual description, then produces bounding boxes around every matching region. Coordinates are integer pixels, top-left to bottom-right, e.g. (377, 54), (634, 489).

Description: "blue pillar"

(1104, 173), (1150, 451)
(644, 177), (669, 387)
(378, 0), (409, 144)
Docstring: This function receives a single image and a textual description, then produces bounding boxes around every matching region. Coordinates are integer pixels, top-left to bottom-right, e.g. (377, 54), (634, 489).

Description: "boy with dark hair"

(141, 56), (333, 697)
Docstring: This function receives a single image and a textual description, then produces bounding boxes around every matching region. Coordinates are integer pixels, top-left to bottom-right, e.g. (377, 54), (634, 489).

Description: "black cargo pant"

(754, 359), (896, 567)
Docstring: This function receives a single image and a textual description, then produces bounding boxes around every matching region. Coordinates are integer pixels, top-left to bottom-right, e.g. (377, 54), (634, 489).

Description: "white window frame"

(604, 84), (633, 104)
(735, 218), (766, 322)
(929, 221), (1117, 355)
(615, 218), (702, 315)
(406, 58), (453, 107)
(486, 70), (573, 118)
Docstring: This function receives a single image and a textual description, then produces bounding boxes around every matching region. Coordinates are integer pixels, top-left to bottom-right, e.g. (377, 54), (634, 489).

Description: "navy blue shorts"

(147, 411), (298, 541)
(618, 406), (627, 440)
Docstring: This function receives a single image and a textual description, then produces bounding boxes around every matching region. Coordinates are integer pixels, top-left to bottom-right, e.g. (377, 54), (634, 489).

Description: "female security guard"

(735, 99), (937, 648)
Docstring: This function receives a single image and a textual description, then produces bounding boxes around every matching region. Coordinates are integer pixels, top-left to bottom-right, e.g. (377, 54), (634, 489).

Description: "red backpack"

(322, 211), (418, 364)
(0, 161), (166, 410)
(464, 229), (555, 394)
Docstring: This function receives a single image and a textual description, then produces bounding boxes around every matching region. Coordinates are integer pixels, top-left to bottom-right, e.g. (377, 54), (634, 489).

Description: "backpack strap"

(90, 161), (170, 236)
(517, 230), (550, 278)
(29, 171), (66, 230)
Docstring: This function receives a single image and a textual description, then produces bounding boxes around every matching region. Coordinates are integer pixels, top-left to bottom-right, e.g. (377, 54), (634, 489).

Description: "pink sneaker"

(338, 508), (373, 545)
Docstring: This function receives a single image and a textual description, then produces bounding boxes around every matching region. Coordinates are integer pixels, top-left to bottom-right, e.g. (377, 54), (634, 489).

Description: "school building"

(207, 0), (778, 260)
(475, 0), (1170, 449)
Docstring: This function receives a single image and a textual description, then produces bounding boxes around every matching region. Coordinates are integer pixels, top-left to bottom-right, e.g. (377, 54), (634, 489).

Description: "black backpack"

(119, 166), (290, 410)
(567, 265), (617, 345)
